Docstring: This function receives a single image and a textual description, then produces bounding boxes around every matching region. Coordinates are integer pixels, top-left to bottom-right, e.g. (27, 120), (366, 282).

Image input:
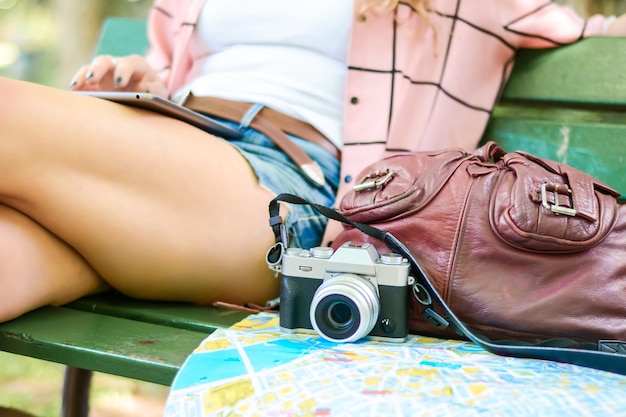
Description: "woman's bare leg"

(0, 204), (108, 322)
(0, 77), (281, 319)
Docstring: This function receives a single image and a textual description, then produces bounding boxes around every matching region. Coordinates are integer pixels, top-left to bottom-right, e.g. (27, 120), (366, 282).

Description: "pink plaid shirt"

(146, 0), (609, 240)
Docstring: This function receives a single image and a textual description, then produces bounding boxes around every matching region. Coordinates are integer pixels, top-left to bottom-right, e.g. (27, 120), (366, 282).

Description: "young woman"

(0, 0), (624, 322)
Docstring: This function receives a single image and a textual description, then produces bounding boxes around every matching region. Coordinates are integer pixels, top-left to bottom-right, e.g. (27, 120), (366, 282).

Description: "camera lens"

(317, 296), (358, 334)
(310, 274), (380, 343)
(328, 301), (352, 329)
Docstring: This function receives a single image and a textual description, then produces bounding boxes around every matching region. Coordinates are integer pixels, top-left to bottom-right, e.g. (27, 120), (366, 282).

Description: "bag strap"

(267, 193), (626, 375)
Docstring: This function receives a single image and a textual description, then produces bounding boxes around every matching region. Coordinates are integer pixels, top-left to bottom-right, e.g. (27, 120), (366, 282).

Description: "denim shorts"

(216, 119), (340, 250)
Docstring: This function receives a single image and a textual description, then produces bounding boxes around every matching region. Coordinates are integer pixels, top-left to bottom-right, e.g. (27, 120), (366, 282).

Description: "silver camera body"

(279, 242), (411, 343)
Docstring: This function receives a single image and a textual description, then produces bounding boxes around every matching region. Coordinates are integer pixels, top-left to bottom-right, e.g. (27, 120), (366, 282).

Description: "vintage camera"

(279, 242), (411, 343)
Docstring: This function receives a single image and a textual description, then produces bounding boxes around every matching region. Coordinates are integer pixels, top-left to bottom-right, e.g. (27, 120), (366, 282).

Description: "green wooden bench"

(0, 17), (624, 417)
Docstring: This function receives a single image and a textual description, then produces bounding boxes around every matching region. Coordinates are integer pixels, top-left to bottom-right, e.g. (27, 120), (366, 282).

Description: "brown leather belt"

(182, 94), (340, 186)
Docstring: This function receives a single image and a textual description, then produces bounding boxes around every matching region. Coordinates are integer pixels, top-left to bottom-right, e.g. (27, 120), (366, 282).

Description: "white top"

(179, 0), (354, 148)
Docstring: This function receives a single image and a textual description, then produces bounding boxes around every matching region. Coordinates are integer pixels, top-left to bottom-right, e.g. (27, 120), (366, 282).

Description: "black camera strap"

(268, 193), (626, 376)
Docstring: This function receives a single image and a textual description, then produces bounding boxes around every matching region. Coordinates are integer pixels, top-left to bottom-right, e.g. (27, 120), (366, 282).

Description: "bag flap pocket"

(490, 152), (620, 252)
(340, 149), (473, 223)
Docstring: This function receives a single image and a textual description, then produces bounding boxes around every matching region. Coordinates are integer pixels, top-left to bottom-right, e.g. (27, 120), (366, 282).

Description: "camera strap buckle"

(269, 214), (289, 246)
(266, 242), (285, 276)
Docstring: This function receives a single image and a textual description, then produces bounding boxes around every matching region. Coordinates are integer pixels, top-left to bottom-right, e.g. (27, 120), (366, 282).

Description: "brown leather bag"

(331, 141), (626, 344)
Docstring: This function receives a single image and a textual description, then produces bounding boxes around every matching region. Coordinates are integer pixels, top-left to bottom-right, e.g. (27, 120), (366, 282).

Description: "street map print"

(164, 313), (626, 417)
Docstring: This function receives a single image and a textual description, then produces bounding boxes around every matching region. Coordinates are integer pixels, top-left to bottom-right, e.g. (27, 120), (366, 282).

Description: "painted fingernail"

(115, 76), (123, 86)
(86, 72), (94, 79)
(69, 80), (77, 87)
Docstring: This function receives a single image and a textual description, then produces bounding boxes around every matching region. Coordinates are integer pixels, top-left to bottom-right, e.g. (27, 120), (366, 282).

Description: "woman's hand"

(69, 54), (169, 99)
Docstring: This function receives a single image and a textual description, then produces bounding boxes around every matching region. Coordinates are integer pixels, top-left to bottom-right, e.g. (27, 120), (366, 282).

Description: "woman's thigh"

(0, 78), (280, 305)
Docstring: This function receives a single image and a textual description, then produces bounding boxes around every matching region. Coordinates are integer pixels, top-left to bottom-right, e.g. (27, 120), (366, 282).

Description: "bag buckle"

(541, 182), (577, 216)
(353, 169), (395, 192)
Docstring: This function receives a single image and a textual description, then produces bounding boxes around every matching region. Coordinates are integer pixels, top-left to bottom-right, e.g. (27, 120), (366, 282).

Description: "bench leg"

(61, 367), (92, 417)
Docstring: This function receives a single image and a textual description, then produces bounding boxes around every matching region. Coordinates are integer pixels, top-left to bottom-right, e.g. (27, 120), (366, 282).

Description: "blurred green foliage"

(0, 0), (151, 86)
(0, 351), (64, 416)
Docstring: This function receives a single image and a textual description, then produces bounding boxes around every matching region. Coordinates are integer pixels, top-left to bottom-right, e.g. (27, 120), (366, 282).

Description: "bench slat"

(483, 105), (626, 196)
(67, 293), (249, 333)
(94, 18), (149, 57)
(0, 306), (211, 385)
(502, 37), (626, 107)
